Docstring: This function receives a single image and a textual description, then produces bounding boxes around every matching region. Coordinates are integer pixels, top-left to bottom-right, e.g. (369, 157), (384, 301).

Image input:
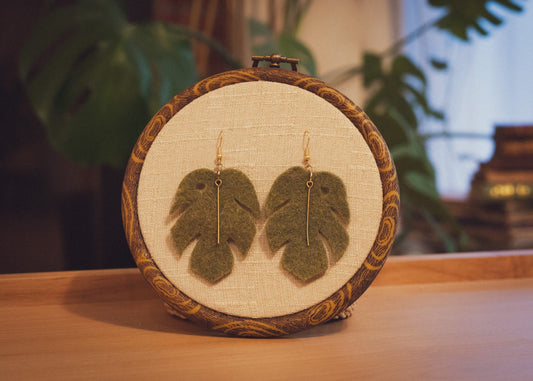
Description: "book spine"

(470, 182), (533, 201)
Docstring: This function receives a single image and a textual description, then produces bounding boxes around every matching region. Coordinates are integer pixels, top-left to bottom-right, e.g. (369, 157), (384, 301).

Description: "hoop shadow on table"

(62, 269), (349, 338)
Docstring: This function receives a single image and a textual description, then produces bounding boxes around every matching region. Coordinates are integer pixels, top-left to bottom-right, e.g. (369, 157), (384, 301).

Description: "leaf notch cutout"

(169, 168), (260, 283)
(264, 166), (350, 282)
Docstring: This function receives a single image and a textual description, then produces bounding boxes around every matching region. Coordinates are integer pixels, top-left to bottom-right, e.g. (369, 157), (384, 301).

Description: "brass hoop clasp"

(251, 53), (299, 72)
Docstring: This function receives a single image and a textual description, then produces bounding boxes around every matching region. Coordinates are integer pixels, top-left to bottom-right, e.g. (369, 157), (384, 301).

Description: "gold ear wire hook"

(303, 130), (310, 158)
(303, 130), (313, 177)
(215, 130), (224, 174)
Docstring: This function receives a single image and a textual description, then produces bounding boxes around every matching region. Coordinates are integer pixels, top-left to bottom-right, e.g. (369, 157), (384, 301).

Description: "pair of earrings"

(169, 132), (350, 284)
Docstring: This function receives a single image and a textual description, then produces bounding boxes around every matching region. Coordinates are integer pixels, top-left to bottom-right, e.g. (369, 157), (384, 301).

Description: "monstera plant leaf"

(361, 52), (465, 250)
(264, 167), (350, 282)
(19, 0), (198, 167)
(169, 169), (260, 283)
(428, 0), (523, 41)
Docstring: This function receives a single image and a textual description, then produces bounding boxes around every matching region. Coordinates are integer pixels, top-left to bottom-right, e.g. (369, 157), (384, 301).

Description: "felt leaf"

(169, 169), (260, 284)
(264, 167), (350, 282)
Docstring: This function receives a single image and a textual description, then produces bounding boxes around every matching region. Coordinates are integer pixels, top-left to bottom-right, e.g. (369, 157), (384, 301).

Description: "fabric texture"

(137, 81), (383, 318)
(170, 168), (260, 283)
(264, 166), (350, 282)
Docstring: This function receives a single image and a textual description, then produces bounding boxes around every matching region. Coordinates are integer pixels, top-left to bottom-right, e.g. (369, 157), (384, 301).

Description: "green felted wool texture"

(264, 166), (350, 282)
(169, 168), (260, 283)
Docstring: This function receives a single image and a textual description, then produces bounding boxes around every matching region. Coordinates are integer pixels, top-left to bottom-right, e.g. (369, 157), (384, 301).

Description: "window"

(403, 0), (533, 197)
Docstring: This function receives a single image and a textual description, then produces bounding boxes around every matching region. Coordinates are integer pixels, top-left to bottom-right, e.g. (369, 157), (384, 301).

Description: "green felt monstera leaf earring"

(169, 132), (260, 283)
(264, 131), (350, 282)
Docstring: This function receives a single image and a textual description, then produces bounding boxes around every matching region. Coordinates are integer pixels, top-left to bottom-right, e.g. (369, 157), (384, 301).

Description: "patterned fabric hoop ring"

(122, 67), (399, 337)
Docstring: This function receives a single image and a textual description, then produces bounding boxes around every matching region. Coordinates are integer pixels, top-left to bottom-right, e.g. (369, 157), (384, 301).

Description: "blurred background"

(1, 0), (532, 273)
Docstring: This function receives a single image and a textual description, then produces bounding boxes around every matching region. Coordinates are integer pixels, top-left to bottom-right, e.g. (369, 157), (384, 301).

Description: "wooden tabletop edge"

(1, 250), (532, 307)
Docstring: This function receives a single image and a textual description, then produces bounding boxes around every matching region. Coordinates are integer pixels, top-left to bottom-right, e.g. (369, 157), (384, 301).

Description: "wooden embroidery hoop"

(122, 57), (399, 337)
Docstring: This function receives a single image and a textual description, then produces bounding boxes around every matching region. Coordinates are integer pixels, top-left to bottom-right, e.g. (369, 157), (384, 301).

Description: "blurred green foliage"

(19, 0), (524, 251)
(342, 0), (523, 250)
(429, 0), (523, 40)
(249, 0), (316, 75)
(20, 0), (199, 167)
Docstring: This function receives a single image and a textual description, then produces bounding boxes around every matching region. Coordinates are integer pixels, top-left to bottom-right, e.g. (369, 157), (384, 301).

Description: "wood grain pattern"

(121, 67), (400, 337)
(1, 264), (532, 380)
(1, 251), (530, 308)
(374, 250), (533, 285)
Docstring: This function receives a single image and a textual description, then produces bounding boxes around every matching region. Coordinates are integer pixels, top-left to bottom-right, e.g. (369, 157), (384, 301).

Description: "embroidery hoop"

(122, 65), (399, 337)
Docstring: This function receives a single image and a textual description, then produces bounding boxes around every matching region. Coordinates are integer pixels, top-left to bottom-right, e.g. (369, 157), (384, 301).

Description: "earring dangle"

(303, 131), (313, 247)
(168, 131), (260, 284)
(214, 132), (223, 245)
(264, 131), (351, 282)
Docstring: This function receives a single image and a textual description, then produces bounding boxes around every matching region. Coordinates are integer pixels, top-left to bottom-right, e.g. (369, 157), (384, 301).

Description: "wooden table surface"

(1, 251), (532, 380)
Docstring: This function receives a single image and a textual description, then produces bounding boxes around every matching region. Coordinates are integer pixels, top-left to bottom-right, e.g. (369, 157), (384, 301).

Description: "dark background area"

(0, 0), (235, 273)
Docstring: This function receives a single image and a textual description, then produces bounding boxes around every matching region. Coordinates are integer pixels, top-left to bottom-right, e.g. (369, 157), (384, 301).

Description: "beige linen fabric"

(137, 81), (382, 318)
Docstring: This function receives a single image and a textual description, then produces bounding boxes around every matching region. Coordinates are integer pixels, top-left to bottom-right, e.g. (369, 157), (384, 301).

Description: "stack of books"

(463, 125), (533, 250)
(470, 126), (533, 202)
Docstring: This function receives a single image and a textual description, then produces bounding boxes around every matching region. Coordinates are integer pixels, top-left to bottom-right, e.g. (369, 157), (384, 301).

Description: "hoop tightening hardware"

(252, 53), (299, 71)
